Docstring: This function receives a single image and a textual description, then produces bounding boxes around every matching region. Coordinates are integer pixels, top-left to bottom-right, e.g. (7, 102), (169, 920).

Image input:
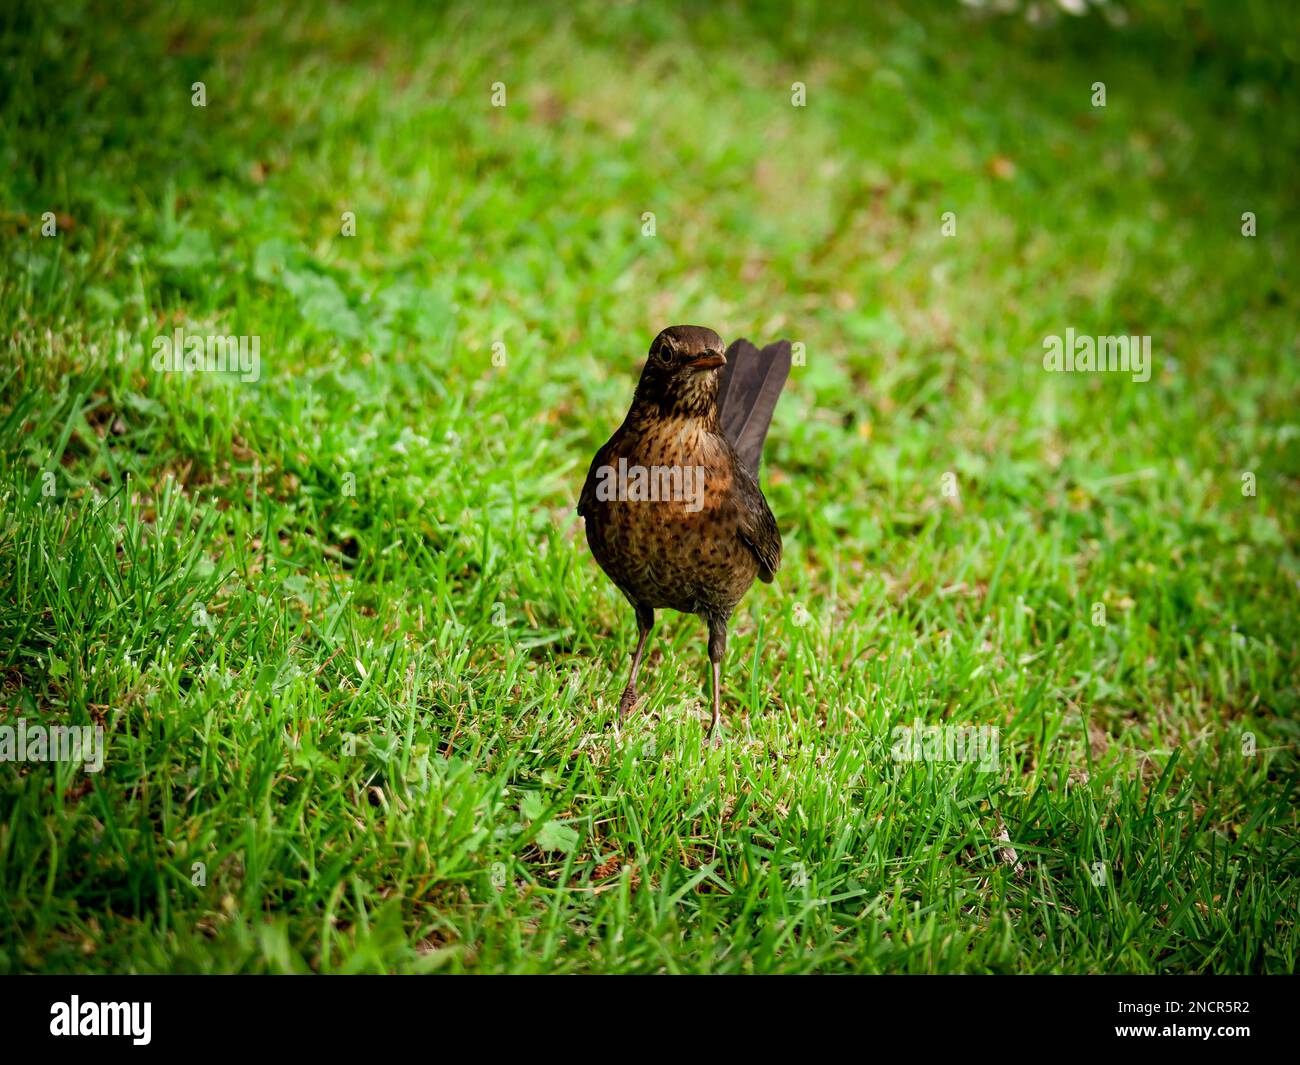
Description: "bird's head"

(633, 325), (726, 418)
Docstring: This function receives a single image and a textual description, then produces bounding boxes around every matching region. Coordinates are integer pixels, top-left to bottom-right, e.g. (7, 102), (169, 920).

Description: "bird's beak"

(687, 352), (727, 370)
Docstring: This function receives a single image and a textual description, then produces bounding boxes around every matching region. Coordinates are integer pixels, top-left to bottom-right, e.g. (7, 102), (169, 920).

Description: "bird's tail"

(717, 338), (792, 472)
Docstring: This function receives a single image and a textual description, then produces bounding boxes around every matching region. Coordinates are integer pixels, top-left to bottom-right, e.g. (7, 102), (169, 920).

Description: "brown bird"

(578, 325), (791, 743)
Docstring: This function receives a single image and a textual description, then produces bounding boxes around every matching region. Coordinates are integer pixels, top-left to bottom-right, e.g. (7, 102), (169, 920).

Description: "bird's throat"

(632, 370), (720, 423)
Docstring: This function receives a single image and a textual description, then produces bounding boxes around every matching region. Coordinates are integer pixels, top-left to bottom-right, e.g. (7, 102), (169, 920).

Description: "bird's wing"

(718, 338), (792, 473)
(733, 459), (782, 583)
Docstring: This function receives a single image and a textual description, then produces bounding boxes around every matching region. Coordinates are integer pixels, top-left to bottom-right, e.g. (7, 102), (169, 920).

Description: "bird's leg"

(617, 604), (654, 725)
(706, 618), (728, 746)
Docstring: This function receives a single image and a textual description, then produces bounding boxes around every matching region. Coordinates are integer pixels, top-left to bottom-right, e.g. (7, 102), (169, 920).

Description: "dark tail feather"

(717, 338), (792, 473)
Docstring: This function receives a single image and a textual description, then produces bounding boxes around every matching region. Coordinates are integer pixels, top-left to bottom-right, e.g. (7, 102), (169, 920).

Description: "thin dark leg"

(617, 603), (654, 725)
(706, 617), (728, 745)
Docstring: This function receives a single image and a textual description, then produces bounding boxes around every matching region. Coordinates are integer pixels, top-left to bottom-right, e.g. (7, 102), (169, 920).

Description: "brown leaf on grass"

(592, 858), (623, 881)
(988, 155), (1016, 180)
(531, 89), (567, 125)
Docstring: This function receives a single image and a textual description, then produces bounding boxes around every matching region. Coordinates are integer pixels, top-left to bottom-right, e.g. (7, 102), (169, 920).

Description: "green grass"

(1, 0), (1298, 973)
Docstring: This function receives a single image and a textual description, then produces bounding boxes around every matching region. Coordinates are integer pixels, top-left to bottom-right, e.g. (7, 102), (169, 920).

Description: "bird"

(578, 324), (792, 743)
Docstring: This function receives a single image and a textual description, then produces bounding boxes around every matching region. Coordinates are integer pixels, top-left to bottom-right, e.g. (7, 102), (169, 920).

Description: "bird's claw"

(617, 687), (639, 723)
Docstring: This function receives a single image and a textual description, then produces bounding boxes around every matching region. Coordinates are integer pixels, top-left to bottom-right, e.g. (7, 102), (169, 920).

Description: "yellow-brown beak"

(687, 351), (727, 370)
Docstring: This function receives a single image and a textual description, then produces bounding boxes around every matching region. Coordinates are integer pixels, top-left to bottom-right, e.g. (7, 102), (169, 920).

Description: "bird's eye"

(655, 342), (674, 364)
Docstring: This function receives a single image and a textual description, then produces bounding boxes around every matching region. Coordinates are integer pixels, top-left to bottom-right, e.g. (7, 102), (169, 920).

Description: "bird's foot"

(705, 721), (724, 749)
(617, 686), (639, 724)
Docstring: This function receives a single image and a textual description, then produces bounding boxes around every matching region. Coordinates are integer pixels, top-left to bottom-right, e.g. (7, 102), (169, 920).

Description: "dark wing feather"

(733, 458), (782, 582)
(718, 339), (792, 473)
(715, 338), (753, 442)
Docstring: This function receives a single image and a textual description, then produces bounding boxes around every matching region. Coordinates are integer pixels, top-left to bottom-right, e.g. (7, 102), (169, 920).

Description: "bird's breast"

(582, 418), (757, 615)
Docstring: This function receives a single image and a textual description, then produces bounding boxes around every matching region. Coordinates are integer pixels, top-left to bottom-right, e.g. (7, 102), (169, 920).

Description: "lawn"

(1, 0), (1297, 974)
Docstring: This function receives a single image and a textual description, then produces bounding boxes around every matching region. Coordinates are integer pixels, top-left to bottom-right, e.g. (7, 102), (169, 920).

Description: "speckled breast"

(583, 421), (760, 617)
